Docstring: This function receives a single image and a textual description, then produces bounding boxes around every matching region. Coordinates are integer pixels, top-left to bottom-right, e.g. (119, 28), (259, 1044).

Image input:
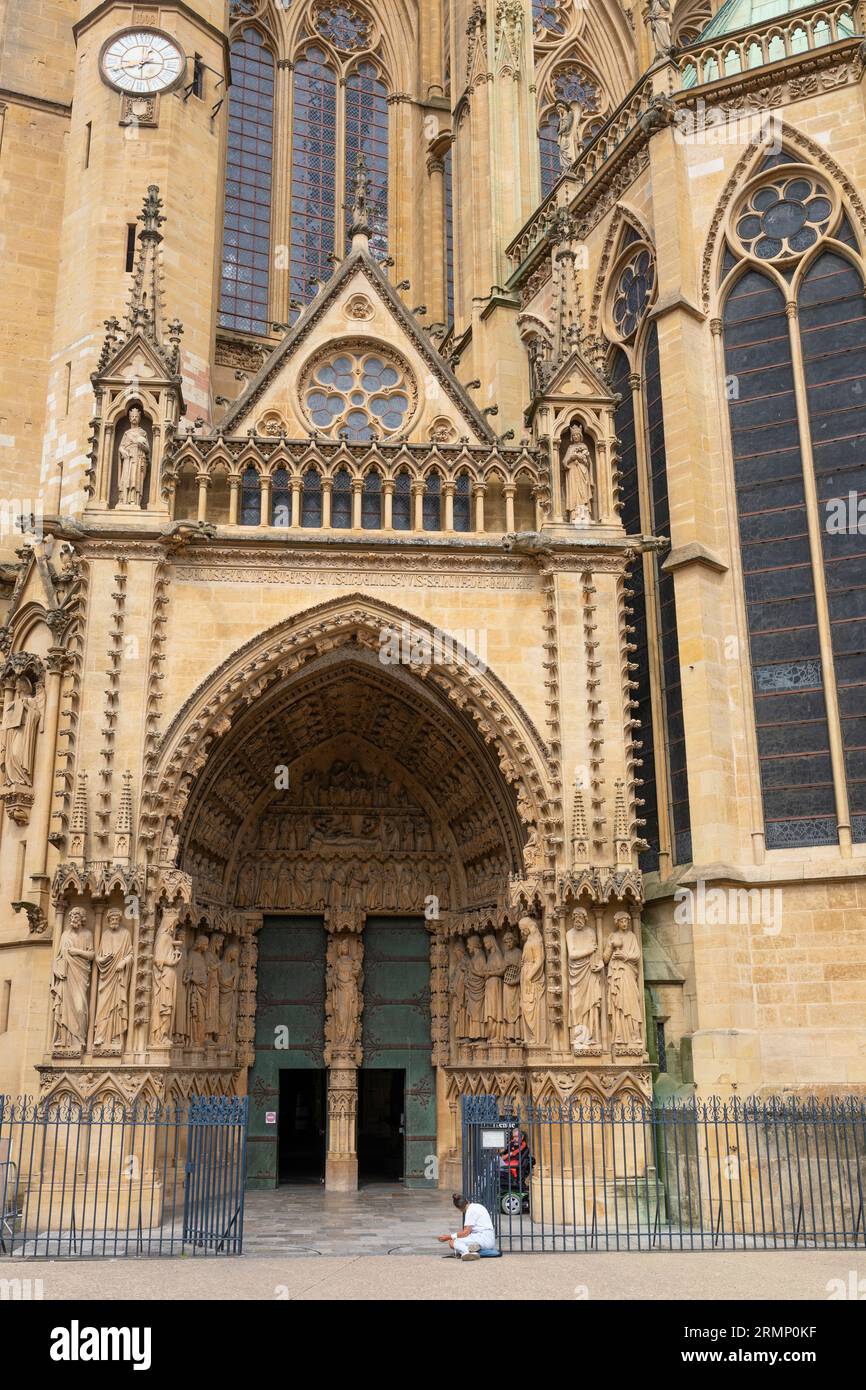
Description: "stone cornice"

(0, 87), (72, 118)
(662, 541), (729, 576)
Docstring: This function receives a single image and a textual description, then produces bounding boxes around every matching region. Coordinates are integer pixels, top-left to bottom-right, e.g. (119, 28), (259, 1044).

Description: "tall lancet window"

(344, 61), (389, 258)
(721, 153), (866, 847)
(219, 28), (274, 334)
(290, 47), (338, 308)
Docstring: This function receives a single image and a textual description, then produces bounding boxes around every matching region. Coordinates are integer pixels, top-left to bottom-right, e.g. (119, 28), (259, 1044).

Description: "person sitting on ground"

(437, 1192), (497, 1260)
(499, 1126), (534, 1187)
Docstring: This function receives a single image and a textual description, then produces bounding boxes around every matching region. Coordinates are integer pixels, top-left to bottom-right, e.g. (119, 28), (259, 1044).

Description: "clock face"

(100, 29), (185, 95)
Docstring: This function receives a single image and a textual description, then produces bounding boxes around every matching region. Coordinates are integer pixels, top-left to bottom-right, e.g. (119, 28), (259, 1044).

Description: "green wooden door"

(362, 917), (436, 1189)
(246, 916), (326, 1189)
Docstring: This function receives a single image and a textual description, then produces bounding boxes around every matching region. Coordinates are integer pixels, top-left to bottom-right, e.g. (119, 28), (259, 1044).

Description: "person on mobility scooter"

(498, 1126), (535, 1215)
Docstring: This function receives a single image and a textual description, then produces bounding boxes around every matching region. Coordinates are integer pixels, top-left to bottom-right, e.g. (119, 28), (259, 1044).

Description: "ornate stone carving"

(646, 0), (672, 57)
(150, 909), (183, 1046)
(0, 658), (45, 822)
(566, 907), (603, 1052)
(562, 423), (594, 524)
(51, 907), (95, 1055)
(93, 908), (133, 1055)
(324, 933), (364, 1065)
(604, 911), (643, 1050)
(518, 916), (548, 1046)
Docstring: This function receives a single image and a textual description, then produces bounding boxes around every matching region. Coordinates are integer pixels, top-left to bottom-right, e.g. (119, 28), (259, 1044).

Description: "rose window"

(303, 348), (413, 440)
(314, 2), (370, 51)
(612, 249), (656, 340)
(734, 176), (833, 262)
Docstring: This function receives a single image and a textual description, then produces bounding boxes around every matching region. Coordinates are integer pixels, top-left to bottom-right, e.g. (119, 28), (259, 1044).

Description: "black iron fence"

(0, 1095), (248, 1258)
(463, 1094), (866, 1251)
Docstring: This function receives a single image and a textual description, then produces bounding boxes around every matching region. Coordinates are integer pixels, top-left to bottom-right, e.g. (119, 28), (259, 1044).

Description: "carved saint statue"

(93, 907), (133, 1052)
(331, 937), (362, 1050)
(501, 927), (523, 1043)
(518, 916), (548, 1047)
(603, 911), (643, 1045)
(482, 932), (506, 1044)
(449, 937), (470, 1041)
(218, 940), (240, 1048)
(563, 423), (594, 524)
(117, 404), (150, 508)
(556, 101), (577, 170)
(183, 932), (210, 1048)
(150, 913), (183, 1046)
(464, 934), (487, 1040)
(205, 932), (224, 1043)
(50, 907), (95, 1052)
(566, 907), (603, 1051)
(0, 673), (43, 787)
(647, 0), (673, 57)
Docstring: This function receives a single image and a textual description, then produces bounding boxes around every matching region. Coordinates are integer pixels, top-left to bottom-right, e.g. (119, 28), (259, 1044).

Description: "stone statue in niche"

(50, 907), (95, 1052)
(501, 926), (523, 1043)
(482, 931), (506, 1043)
(449, 937), (470, 1040)
(117, 403), (151, 508)
(562, 423), (594, 524)
(204, 932), (224, 1044)
(566, 907), (603, 1051)
(518, 916), (548, 1046)
(183, 932), (210, 1048)
(150, 912), (183, 1046)
(328, 936), (363, 1051)
(93, 907), (134, 1053)
(646, 0), (673, 56)
(218, 939), (240, 1048)
(463, 934), (487, 1040)
(0, 672), (44, 788)
(604, 911), (643, 1046)
(556, 102), (579, 169)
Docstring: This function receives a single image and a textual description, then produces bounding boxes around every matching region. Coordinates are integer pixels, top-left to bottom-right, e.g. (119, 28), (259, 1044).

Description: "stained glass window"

(241, 465), (261, 525)
(272, 466), (290, 526)
(800, 251), (866, 841)
(423, 473), (441, 531)
(315, 2), (370, 50)
(539, 110), (561, 199)
(612, 249), (656, 340)
(734, 174), (833, 262)
(301, 468), (322, 527)
(454, 472), (471, 532)
(444, 146), (455, 326)
(345, 62), (388, 259)
(393, 471), (411, 530)
(219, 29), (274, 334)
(533, 0), (566, 35)
(332, 467), (352, 527)
(362, 471), (382, 528)
(724, 270), (837, 847)
(290, 48), (337, 307)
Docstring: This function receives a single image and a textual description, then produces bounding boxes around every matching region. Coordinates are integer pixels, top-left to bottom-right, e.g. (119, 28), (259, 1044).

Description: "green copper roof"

(697, 0), (825, 39)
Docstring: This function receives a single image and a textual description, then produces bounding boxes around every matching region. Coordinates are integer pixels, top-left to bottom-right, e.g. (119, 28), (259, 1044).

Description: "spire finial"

(348, 153), (371, 251)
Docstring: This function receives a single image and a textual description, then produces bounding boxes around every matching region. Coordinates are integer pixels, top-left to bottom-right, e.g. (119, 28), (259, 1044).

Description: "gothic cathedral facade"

(0, 0), (864, 1188)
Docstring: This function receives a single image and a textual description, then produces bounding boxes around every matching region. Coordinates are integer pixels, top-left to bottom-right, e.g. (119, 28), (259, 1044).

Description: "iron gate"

(0, 1094), (248, 1258)
(462, 1094), (866, 1251)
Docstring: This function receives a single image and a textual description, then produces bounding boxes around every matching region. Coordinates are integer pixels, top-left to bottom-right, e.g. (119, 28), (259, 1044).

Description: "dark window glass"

(423, 473), (441, 531)
(800, 250), (866, 839)
(724, 269), (837, 847)
(290, 48), (337, 307)
(272, 467), (290, 526)
(345, 62), (388, 260)
(241, 465), (260, 525)
(362, 471), (382, 528)
(219, 29), (274, 334)
(332, 467), (352, 528)
(454, 472), (471, 532)
(612, 348), (660, 872)
(444, 146), (455, 327)
(301, 469), (322, 527)
(393, 472), (411, 530)
(539, 111), (560, 200)
(644, 325), (693, 864)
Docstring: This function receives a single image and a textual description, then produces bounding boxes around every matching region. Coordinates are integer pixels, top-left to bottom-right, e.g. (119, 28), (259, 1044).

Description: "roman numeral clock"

(99, 27), (186, 96)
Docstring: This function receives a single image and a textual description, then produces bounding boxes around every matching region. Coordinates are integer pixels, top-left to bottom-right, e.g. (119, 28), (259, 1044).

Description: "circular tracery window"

(301, 344), (415, 441)
(314, 2), (370, 51)
(611, 248), (656, 341)
(734, 175), (834, 262)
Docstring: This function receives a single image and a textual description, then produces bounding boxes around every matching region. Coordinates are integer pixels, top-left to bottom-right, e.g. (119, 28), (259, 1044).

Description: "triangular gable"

(95, 329), (180, 392)
(218, 249), (496, 445)
(538, 344), (612, 404)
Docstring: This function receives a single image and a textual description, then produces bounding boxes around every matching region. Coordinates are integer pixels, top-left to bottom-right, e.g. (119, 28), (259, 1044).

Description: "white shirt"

(463, 1202), (494, 1235)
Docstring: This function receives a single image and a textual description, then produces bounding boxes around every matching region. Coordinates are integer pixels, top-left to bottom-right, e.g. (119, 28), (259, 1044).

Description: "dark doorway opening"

(358, 1069), (405, 1183)
(278, 1070), (326, 1183)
